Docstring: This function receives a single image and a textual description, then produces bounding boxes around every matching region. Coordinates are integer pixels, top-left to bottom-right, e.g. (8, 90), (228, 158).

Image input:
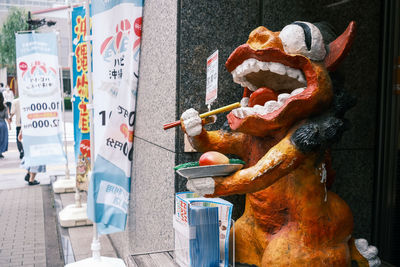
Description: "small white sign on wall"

(206, 50), (218, 106)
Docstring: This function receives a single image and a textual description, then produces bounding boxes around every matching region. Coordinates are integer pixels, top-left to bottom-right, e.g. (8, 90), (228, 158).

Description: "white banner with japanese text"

(87, 0), (143, 234)
(15, 32), (66, 167)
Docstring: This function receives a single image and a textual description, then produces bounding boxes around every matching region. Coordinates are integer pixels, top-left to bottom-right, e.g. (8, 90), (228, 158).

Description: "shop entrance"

(373, 0), (400, 265)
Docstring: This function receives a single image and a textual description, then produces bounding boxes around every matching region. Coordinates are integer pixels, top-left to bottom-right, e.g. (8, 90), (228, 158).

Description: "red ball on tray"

(199, 151), (229, 166)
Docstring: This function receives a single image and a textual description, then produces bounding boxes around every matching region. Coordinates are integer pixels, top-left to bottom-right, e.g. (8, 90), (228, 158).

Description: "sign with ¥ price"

(87, 0), (143, 235)
(206, 50), (218, 106)
(16, 32), (66, 167)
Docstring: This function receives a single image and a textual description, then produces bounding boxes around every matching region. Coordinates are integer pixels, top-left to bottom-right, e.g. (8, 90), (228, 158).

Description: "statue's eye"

(279, 21), (326, 61)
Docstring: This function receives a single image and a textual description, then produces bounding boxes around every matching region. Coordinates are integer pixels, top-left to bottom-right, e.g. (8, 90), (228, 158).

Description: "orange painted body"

(189, 127), (353, 266)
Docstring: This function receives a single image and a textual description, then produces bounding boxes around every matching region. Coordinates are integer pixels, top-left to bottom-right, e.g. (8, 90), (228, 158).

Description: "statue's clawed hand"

(355, 239), (381, 267)
(181, 108), (202, 137)
(186, 177), (215, 196)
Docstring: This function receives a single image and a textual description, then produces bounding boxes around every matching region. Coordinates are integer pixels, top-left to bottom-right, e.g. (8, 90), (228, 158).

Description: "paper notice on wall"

(206, 50), (218, 106)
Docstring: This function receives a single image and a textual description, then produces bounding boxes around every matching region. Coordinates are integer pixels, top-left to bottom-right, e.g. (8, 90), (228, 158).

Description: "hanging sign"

(206, 50), (218, 106)
(72, 5), (91, 191)
(87, 0), (143, 234)
(16, 32), (66, 167)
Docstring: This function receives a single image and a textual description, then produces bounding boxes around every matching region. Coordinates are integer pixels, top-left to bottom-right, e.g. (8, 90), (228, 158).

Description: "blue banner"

(72, 5), (91, 191)
(16, 32), (66, 167)
(87, 0), (143, 234)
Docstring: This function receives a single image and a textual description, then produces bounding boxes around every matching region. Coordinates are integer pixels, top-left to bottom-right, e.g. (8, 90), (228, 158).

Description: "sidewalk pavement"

(0, 111), (119, 266)
(0, 186), (50, 266)
(53, 189), (118, 264)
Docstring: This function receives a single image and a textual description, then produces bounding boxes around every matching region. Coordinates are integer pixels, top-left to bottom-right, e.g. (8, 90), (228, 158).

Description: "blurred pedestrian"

(10, 97), (24, 159)
(18, 130), (44, 185)
(25, 165), (45, 185)
(3, 85), (14, 112)
(0, 92), (10, 159)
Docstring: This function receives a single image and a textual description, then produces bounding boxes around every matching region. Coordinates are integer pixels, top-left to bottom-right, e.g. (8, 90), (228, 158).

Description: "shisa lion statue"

(180, 21), (381, 266)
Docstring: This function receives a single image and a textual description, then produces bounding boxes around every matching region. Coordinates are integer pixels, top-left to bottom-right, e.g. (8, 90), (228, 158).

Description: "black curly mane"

(291, 72), (356, 153)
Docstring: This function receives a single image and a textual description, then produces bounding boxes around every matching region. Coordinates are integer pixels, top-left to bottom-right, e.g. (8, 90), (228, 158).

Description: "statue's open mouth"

(225, 44), (320, 133)
(231, 57), (307, 117)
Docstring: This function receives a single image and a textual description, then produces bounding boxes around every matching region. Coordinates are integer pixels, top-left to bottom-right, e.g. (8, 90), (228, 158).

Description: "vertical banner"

(72, 6), (91, 191)
(16, 32), (66, 167)
(88, 0), (143, 234)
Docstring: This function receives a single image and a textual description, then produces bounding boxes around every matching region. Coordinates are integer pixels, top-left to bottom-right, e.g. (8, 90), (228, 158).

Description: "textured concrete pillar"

(108, 0), (177, 258)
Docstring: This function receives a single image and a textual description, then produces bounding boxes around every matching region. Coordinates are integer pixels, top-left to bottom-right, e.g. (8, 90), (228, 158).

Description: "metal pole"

(57, 31), (71, 181)
(84, 0), (101, 260)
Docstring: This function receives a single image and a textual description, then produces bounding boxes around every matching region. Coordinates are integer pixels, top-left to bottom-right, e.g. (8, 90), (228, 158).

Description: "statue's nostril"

(246, 27), (283, 50)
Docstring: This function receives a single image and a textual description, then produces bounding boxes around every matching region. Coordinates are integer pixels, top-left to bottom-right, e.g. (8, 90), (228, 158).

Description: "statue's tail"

(348, 237), (381, 267)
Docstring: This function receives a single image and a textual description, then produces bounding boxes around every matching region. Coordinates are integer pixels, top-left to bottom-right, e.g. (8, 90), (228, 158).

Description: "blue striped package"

(174, 192), (233, 267)
(190, 206), (219, 267)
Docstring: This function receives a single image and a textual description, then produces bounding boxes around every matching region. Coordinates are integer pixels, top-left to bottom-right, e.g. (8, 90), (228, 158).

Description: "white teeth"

(277, 93), (290, 104)
(291, 87), (305, 96)
(257, 61), (270, 71)
(264, 100), (281, 113)
(286, 67), (306, 85)
(240, 97), (249, 107)
(298, 75), (306, 85)
(237, 108), (245, 118)
(232, 107), (255, 119)
(231, 87), (307, 119)
(253, 105), (265, 114)
(231, 58), (307, 90)
(268, 62), (286, 75)
(242, 107), (255, 116)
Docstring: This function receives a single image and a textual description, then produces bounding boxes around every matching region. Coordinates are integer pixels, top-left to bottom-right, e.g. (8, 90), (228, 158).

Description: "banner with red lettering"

(72, 5), (91, 191)
(16, 32), (66, 167)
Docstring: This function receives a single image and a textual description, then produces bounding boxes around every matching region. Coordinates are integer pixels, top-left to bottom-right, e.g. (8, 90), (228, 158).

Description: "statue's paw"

(355, 239), (381, 267)
(186, 177), (215, 196)
(181, 108), (202, 137)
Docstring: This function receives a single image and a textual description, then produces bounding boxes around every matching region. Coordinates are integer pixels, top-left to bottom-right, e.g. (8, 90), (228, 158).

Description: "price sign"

(206, 50), (218, 106)
(16, 32), (66, 167)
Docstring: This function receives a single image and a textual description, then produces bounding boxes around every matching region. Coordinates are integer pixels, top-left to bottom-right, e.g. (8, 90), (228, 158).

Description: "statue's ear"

(324, 21), (356, 72)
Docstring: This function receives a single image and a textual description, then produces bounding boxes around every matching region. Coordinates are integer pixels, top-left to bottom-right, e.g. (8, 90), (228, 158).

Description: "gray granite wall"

(176, 0), (262, 219)
(176, 0), (382, 241)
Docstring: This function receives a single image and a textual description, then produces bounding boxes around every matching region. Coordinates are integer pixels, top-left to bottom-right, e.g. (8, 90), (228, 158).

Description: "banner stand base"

(59, 203), (92, 227)
(65, 256), (126, 267)
(53, 176), (76, 193)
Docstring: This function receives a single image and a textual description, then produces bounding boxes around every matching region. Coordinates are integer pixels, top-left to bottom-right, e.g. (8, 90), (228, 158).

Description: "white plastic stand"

(65, 224), (125, 267)
(65, 257), (126, 267)
(59, 203), (92, 227)
(59, 189), (92, 227)
(53, 175), (76, 193)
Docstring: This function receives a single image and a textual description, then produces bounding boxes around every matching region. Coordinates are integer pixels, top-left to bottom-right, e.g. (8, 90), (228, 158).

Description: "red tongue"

(248, 87), (278, 107)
